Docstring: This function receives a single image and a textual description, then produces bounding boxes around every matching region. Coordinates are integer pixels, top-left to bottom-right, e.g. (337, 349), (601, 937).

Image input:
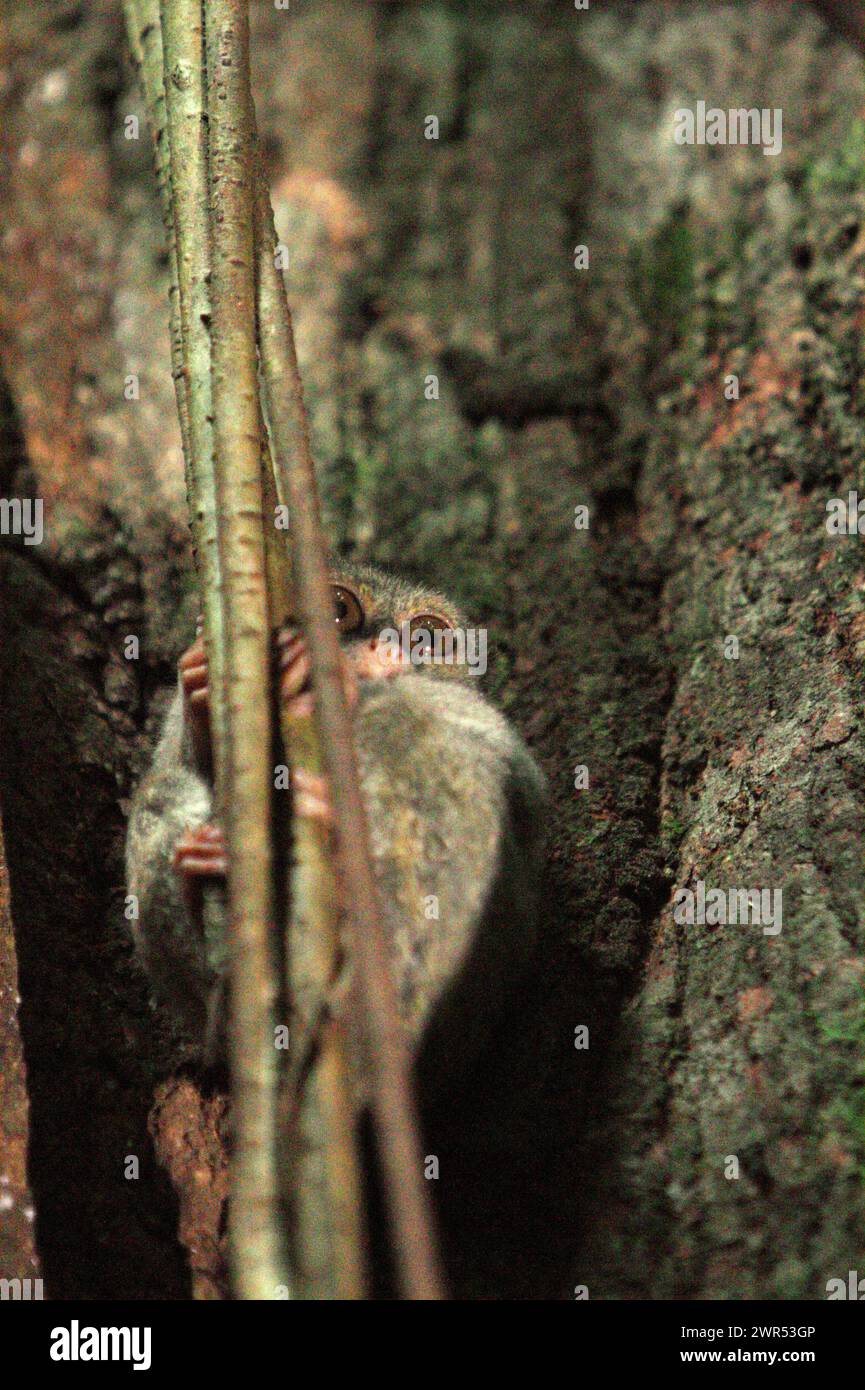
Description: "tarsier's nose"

(351, 637), (410, 682)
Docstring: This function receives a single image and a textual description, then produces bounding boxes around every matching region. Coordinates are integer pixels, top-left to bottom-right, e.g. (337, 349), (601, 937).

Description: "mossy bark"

(0, 0), (860, 1298)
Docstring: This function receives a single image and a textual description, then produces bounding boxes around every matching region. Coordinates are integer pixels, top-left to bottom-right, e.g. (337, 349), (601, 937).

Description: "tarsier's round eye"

(408, 612), (454, 651)
(331, 584), (364, 634)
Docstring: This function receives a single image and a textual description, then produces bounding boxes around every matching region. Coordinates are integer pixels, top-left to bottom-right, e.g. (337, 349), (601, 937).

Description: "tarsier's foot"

(276, 626), (358, 721)
(179, 629), (211, 772)
(174, 822), (228, 920)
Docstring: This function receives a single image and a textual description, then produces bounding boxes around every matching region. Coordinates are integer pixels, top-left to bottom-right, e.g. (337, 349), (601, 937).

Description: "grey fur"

(126, 566), (547, 1095)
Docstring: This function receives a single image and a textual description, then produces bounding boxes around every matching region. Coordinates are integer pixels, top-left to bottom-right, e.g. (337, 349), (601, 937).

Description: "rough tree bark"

(0, 0), (860, 1298)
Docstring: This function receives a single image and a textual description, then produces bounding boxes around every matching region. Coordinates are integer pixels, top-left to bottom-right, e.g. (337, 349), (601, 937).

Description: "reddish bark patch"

(150, 1078), (229, 1301)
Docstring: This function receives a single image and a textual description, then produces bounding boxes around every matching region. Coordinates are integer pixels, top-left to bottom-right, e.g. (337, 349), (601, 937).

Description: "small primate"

(126, 564), (547, 1102)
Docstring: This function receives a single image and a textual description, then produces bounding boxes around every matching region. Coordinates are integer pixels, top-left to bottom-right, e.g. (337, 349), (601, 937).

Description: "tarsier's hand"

(173, 821), (228, 918)
(276, 624), (359, 721)
(179, 629), (210, 773)
(174, 624), (359, 885)
(276, 625), (358, 831)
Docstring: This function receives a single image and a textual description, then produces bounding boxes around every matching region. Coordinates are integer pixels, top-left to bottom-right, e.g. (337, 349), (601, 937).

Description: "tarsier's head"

(328, 563), (486, 683)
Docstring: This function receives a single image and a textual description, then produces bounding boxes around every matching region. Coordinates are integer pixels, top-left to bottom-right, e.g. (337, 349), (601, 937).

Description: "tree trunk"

(0, 0), (860, 1298)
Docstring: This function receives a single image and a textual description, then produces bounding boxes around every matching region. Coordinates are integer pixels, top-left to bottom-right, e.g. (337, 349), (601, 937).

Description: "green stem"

(254, 156), (444, 1301)
(205, 0), (284, 1300)
(121, 0), (190, 470)
(159, 0), (225, 777)
(249, 142), (366, 1300)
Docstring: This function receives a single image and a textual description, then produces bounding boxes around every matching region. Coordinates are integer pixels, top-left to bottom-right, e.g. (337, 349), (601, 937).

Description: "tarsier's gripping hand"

(126, 564), (548, 1102)
(173, 822), (228, 919)
(276, 625), (359, 830)
(174, 622), (356, 861)
(178, 629), (210, 775)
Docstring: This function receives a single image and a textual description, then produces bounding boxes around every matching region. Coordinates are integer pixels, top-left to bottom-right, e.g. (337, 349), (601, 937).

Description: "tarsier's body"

(126, 564), (547, 1102)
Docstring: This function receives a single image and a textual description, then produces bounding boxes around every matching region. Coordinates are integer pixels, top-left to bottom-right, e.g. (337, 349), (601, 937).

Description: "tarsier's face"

(328, 563), (480, 683)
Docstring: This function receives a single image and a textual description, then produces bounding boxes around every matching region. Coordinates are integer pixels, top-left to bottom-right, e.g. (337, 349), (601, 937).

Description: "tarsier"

(126, 564), (547, 1105)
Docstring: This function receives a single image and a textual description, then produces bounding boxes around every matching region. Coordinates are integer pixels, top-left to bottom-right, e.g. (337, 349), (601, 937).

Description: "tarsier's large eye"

(408, 611), (454, 655)
(331, 584), (364, 634)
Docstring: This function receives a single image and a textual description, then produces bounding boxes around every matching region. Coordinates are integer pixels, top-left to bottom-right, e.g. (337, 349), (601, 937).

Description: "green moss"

(661, 813), (688, 853)
(817, 1012), (865, 1048)
(631, 203), (696, 341)
(805, 116), (865, 197)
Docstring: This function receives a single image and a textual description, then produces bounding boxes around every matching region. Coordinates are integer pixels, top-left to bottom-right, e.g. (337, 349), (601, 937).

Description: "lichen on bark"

(0, 0), (860, 1299)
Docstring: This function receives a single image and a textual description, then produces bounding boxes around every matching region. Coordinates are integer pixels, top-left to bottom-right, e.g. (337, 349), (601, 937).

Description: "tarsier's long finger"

(176, 853), (229, 876)
(278, 641), (312, 703)
(179, 634), (207, 676)
(173, 824), (228, 877)
(179, 635), (212, 769)
(173, 823), (228, 923)
(277, 624), (358, 713)
(182, 665), (209, 708)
